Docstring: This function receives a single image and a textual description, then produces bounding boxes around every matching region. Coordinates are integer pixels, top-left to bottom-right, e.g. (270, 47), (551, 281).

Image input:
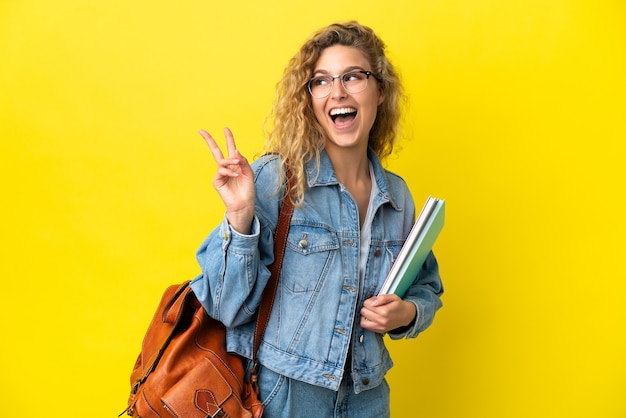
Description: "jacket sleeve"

(387, 251), (444, 340)
(190, 156), (283, 328)
(190, 214), (274, 327)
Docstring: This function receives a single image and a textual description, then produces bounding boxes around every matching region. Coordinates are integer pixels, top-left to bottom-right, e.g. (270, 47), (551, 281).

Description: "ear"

(377, 89), (385, 106)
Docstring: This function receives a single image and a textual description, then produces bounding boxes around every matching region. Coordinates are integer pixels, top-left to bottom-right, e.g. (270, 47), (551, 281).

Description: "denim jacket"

(191, 149), (443, 394)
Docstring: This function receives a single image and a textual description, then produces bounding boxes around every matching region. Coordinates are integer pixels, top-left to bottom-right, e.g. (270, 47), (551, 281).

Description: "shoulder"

(369, 151), (414, 212)
(383, 169), (415, 211)
(382, 168), (409, 191)
(251, 154), (284, 198)
(251, 153), (282, 178)
(251, 153), (282, 174)
(251, 154), (286, 226)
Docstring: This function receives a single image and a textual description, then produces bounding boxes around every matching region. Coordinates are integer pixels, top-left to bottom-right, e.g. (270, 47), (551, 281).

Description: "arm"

(361, 251), (443, 338)
(191, 214), (275, 327)
(190, 129), (278, 327)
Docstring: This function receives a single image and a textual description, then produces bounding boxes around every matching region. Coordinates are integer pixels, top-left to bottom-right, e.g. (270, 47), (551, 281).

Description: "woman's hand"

(360, 294), (417, 334)
(200, 128), (256, 235)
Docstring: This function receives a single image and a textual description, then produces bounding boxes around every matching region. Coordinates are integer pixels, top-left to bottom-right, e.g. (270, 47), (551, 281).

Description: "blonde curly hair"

(264, 21), (405, 204)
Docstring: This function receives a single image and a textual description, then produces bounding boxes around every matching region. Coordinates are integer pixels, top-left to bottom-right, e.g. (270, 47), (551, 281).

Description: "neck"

(325, 145), (373, 229)
(325, 145), (370, 187)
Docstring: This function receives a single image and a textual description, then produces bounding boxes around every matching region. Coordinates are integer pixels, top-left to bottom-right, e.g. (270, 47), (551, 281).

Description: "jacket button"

(374, 250), (381, 257)
(298, 233), (308, 249)
(362, 378), (370, 385)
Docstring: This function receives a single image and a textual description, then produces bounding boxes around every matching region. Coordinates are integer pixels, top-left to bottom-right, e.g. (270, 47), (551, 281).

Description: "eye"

(311, 76), (332, 87)
(343, 71), (366, 83)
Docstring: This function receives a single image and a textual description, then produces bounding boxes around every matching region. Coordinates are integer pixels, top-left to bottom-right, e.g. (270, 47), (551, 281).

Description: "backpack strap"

(250, 169), (294, 385)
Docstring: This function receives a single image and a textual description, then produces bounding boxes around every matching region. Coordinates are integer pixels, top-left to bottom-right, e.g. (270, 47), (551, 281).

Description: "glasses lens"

(309, 76), (333, 98)
(341, 71), (368, 94)
(307, 71), (371, 98)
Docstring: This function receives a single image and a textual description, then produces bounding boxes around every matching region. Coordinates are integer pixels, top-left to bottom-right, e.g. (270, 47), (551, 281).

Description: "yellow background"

(1, 0), (624, 417)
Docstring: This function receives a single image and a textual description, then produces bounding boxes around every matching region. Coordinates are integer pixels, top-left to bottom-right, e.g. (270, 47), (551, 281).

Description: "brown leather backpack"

(123, 281), (263, 417)
(121, 175), (294, 417)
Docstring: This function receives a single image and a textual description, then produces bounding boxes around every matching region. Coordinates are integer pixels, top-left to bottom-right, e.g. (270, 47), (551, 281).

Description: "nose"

(329, 77), (348, 99)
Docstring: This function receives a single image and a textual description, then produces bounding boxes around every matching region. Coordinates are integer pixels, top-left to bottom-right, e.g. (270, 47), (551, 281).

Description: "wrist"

(402, 300), (417, 327)
(226, 209), (255, 235)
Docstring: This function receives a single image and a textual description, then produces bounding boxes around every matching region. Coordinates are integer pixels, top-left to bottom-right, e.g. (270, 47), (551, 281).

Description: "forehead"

(314, 45), (370, 73)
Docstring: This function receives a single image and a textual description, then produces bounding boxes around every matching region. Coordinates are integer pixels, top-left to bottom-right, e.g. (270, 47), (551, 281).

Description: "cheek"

(360, 106), (378, 129)
(312, 100), (326, 124)
(361, 95), (382, 127)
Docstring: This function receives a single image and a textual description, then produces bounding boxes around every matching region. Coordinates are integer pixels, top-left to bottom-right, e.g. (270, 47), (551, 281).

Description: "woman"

(191, 21), (443, 417)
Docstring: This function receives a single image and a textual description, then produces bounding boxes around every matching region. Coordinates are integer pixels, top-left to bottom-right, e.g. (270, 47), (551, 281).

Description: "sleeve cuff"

(388, 300), (420, 340)
(220, 214), (260, 253)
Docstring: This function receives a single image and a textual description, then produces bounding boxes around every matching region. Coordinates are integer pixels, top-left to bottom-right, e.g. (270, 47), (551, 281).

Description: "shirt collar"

(304, 148), (402, 211)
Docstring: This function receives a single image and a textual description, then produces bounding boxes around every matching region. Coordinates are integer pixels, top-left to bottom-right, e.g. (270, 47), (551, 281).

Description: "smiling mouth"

(330, 107), (357, 124)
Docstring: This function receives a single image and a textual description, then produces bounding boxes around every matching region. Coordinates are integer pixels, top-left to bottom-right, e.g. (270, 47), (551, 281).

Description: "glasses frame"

(306, 70), (380, 99)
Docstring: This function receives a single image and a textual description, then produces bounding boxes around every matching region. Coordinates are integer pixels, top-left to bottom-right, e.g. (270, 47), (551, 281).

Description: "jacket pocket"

(281, 223), (339, 293)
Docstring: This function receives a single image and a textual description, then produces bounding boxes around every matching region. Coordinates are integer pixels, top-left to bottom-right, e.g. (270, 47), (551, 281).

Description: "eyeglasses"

(306, 70), (380, 99)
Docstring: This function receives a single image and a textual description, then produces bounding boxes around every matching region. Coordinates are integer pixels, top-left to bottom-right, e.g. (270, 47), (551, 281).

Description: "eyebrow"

(312, 66), (367, 76)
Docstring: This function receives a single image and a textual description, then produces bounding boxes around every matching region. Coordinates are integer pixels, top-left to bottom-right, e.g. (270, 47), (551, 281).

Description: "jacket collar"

(304, 148), (402, 211)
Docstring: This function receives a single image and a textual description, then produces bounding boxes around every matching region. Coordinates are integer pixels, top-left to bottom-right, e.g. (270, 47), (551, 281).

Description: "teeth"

(330, 107), (356, 116)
